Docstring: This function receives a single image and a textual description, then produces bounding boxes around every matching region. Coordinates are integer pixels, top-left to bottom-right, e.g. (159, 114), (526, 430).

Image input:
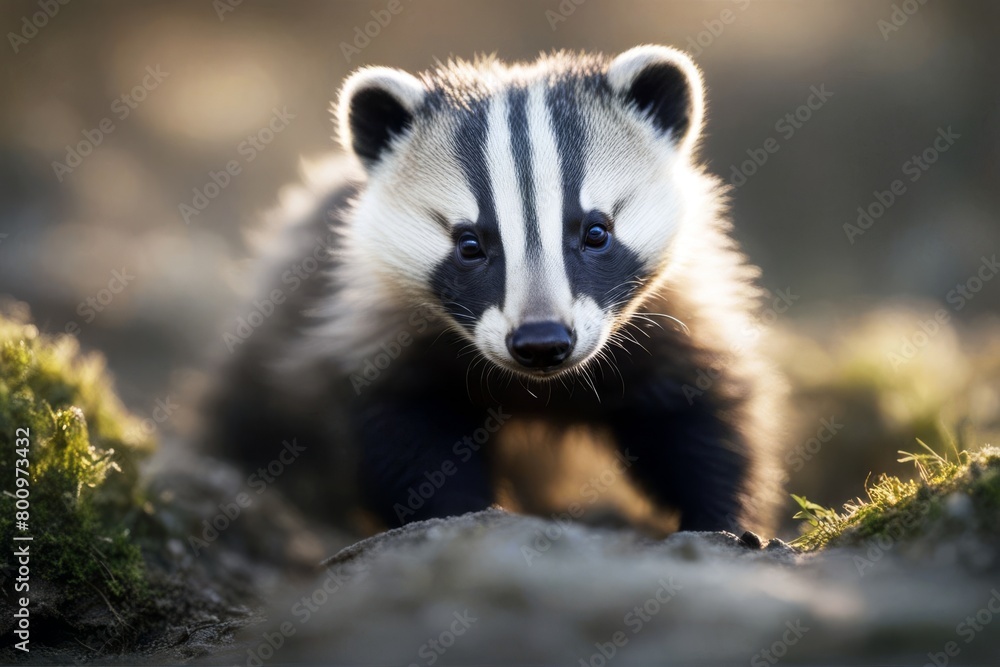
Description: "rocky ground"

(0, 450), (347, 665)
(194, 509), (998, 667)
(5, 449), (1000, 666)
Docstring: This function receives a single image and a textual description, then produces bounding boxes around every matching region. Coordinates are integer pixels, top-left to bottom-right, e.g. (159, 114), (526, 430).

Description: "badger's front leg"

(609, 390), (754, 533)
(354, 396), (495, 528)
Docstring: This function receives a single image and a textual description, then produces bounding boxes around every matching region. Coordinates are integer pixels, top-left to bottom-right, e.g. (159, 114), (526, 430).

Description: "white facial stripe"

(352, 117), (478, 290)
(409, 117), (481, 225)
(579, 102), (681, 264)
(473, 90), (616, 376)
(527, 84), (574, 321)
(484, 94), (527, 328)
(488, 85), (575, 327)
(352, 182), (445, 287)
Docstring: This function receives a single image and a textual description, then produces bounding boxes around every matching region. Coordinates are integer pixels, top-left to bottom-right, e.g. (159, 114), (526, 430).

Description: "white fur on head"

(607, 45), (705, 153)
(313, 48), (714, 378)
(336, 66), (426, 167)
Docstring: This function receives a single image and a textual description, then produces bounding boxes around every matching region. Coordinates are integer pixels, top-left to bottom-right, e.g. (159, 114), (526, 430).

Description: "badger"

(204, 46), (783, 537)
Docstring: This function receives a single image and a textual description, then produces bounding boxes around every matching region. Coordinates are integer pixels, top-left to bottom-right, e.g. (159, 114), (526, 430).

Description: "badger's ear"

(607, 45), (704, 150)
(336, 66), (425, 169)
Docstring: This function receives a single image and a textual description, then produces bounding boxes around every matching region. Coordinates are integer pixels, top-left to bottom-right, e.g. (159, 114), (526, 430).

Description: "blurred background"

(2, 0), (999, 535)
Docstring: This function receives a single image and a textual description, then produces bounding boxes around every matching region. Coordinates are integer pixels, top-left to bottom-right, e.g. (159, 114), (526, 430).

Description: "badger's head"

(337, 46), (706, 379)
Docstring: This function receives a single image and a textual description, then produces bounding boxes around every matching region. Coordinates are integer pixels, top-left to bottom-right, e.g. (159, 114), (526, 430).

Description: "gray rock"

(210, 509), (1000, 666)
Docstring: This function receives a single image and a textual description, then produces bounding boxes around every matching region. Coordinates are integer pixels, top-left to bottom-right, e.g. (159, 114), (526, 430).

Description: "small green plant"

(0, 309), (153, 602)
(792, 440), (1000, 551)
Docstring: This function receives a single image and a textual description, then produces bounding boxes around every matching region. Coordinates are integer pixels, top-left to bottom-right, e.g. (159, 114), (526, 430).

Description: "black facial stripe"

(547, 84), (647, 312)
(547, 84), (586, 246)
(452, 100), (494, 222)
(508, 88), (541, 260)
(429, 102), (506, 332)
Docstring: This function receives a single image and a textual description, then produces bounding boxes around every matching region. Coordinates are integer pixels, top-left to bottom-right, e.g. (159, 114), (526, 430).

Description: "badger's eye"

(456, 232), (486, 264)
(583, 222), (611, 250)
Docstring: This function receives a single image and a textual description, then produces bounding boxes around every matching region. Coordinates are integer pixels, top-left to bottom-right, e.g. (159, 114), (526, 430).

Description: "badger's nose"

(507, 322), (575, 369)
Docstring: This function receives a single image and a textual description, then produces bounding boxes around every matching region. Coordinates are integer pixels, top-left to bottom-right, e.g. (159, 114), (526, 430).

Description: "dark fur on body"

(205, 183), (780, 536)
(204, 48), (782, 537)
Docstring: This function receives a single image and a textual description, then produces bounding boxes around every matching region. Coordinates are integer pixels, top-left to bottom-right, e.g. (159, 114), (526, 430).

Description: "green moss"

(0, 310), (153, 603)
(792, 443), (1000, 551)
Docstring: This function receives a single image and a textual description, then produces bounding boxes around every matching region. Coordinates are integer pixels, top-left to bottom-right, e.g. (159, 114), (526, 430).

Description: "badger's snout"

(506, 321), (575, 370)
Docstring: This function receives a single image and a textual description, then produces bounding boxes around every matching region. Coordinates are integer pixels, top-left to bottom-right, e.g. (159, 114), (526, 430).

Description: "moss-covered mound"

(792, 444), (1000, 551)
(765, 308), (1000, 531)
(0, 307), (154, 604)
